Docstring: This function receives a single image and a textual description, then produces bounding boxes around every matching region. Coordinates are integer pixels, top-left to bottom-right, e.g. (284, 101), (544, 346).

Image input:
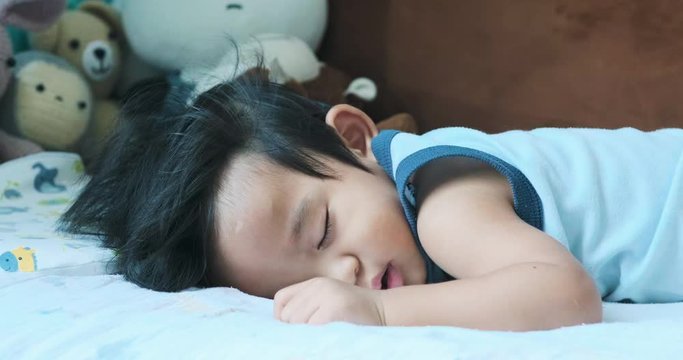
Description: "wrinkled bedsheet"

(2, 153), (683, 359)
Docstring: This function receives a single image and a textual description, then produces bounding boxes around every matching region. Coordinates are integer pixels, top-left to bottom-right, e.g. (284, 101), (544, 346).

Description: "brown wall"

(320, 0), (683, 133)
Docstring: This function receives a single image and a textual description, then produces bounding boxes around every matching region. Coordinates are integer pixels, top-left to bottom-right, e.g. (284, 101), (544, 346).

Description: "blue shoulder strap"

(371, 130), (544, 283)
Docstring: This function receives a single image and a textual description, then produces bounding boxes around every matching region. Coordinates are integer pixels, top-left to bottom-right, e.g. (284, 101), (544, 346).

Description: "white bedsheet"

(2, 152), (683, 359)
(2, 272), (683, 359)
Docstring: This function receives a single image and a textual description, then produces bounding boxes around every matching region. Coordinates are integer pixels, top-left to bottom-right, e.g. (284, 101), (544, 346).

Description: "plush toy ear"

(29, 21), (61, 52)
(0, 0), (66, 31)
(79, 0), (124, 44)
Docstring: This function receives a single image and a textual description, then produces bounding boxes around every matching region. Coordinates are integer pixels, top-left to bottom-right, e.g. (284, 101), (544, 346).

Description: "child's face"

(210, 151), (427, 298)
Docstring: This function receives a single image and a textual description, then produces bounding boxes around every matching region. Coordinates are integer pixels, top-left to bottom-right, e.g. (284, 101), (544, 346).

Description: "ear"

(325, 104), (378, 157)
(80, 0), (124, 44)
(0, 0), (66, 31)
(29, 21), (61, 52)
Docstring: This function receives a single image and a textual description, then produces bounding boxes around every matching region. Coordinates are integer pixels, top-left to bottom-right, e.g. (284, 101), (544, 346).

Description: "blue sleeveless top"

(371, 127), (683, 303)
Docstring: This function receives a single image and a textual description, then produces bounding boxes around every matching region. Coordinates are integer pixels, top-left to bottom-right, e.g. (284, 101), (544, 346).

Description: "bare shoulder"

(413, 157), (584, 279)
(413, 156), (513, 214)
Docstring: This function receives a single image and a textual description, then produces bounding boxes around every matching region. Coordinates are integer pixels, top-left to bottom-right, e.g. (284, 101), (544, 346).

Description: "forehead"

(216, 154), (286, 226)
(216, 151), (344, 218)
(211, 154), (317, 293)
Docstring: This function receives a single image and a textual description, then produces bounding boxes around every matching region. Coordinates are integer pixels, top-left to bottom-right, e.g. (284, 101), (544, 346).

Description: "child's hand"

(273, 277), (386, 326)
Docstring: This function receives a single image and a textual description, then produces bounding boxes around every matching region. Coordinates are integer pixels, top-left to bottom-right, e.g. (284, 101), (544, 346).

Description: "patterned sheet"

(0, 152), (111, 275)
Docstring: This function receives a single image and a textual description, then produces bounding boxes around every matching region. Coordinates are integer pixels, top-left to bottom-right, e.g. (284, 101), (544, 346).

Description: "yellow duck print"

(0, 246), (37, 272)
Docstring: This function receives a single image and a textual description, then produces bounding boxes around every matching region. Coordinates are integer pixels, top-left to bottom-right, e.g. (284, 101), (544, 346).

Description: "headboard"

(319, 0), (683, 133)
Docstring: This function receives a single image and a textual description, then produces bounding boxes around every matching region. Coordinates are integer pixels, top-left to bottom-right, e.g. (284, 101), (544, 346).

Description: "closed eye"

(226, 3), (243, 10)
(317, 207), (333, 250)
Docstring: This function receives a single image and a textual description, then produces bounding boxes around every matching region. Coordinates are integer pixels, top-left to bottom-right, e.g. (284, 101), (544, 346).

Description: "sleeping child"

(60, 73), (683, 331)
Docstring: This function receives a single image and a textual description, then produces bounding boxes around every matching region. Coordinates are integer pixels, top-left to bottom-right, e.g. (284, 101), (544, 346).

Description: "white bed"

(2, 153), (683, 359)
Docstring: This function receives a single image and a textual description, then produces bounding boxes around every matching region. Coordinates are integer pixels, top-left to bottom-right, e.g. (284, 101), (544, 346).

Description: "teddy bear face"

(31, 7), (123, 99)
(121, 0), (327, 72)
(57, 12), (121, 85)
(14, 60), (90, 149)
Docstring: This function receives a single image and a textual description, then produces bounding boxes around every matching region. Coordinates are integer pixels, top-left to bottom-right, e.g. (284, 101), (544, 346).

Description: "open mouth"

(373, 263), (404, 290)
(380, 268), (389, 290)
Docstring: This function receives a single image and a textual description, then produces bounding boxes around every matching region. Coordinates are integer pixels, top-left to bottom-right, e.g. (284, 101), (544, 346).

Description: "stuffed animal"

(293, 66), (419, 133)
(191, 34), (419, 134)
(113, 0), (327, 93)
(118, 1), (418, 133)
(29, 0), (123, 158)
(30, 0), (122, 98)
(0, 51), (92, 151)
(0, 0), (66, 162)
(295, 65), (419, 133)
(4, 0), (113, 53)
(189, 34), (330, 97)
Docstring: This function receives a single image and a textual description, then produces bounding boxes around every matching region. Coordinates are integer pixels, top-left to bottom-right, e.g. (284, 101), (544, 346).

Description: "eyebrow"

(290, 196), (312, 244)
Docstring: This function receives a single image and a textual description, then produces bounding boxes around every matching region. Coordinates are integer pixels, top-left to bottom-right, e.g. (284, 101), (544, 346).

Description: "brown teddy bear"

(29, 0), (123, 160)
(30, 0), (122, 98)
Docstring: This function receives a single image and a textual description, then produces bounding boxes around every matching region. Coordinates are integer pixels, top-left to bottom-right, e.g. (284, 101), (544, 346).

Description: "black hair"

(59, 72), (369, 292)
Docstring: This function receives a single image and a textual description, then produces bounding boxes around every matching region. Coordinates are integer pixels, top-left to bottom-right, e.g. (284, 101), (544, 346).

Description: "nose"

(94, 48), (106, 60)
(328, 255), (360, 286)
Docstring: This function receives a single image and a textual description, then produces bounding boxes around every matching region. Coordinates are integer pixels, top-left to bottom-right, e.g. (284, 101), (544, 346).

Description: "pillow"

(0, 152), (112, 276)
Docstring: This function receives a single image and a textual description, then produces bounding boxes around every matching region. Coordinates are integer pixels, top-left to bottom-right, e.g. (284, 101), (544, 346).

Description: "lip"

(370, 263), (404, 290)
(385, 263), (404, 289)
(371, 267), (386, 290)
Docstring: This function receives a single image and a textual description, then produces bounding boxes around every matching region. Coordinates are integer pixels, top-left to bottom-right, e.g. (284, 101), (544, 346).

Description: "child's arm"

(273, 158), (602, 330)
(378, 157), (602, 330)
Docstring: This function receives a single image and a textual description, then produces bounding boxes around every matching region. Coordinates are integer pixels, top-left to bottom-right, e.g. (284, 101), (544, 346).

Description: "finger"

(281, 299), (321, 324)
(273, 278), (319, 319)
(307, 307), (335, 325)
(273, 280), (307, 319)
(278, 280), (323, 323)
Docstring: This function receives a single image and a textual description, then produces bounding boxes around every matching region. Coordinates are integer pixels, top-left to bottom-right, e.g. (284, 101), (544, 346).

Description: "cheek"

(351, 198), (412, 248)
(367, 193), (417, 252)
(216, 229), (311, 297)
(334, 171), (410, 237)
(381, 209), (414, 247)
(216, 243), (279, 297)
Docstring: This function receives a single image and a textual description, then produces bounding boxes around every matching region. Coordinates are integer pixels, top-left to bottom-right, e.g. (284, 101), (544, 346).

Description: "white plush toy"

(114, 0), (327, 91)
(189, 33), (377, 104)
(188, 33), (321, 86)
